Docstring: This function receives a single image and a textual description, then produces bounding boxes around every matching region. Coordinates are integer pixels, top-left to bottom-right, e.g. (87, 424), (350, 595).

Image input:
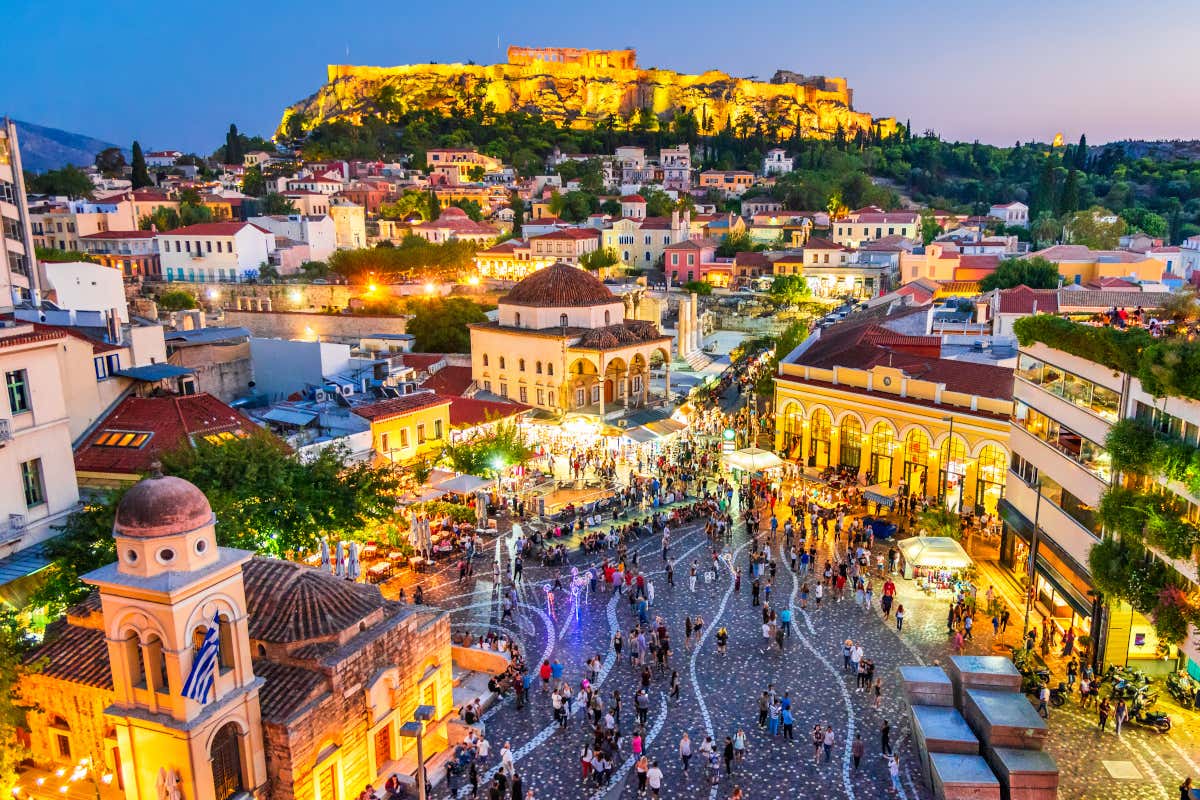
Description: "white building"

(284, 175), (343, 195)
(660, 145), (692, 191)
(0, 119), (38, 308)
(249, 214), (337, 262)
(42, 261), (130, 323)
(0, 324), (80, 569)
(1180, 235), (1200, 278)
(762, 148), (794, 176)
(328, 197), (367, 249)
(144, 150), (182, 167)
(248, 338), (352, 401)
(158, 221), (276, 283)
(833, 209), (920, 248)
(989, 202), (1030, 228)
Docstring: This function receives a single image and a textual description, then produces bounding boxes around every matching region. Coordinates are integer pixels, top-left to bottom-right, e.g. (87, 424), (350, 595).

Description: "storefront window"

(938, 434), (967, 513)
(869, 422), (895, 486)
(975, 444), (1008, 515)
(839, 416), (863, 472)
(809, 409), (831, 468)
(903, 429), (930, 493)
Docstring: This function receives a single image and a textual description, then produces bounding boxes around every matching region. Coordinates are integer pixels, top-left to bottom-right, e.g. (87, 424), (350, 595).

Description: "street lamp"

(397, 704), (437, 800)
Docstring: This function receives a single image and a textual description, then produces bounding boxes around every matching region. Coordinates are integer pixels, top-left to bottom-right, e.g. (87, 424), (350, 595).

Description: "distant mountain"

(10, 120), (127, 172)
(1104, 140), (1200, 161)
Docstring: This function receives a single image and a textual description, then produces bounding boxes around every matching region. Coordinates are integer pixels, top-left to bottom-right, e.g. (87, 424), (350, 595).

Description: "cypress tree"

(130, 141), (151, 189)
(428, 189), (440, 220)
(225, 124), (242, 165)
(1058, 168), (1080, 216)
(1075, 133), (1088, 170)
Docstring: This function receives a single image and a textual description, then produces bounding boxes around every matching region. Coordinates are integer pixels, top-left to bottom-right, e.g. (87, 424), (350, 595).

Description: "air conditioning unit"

(9, 514), (25, 531)
(0, 418), (11, 445)
(314, 389), (329, 403)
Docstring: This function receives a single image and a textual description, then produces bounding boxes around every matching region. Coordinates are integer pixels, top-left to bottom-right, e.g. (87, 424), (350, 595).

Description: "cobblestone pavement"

(394, 493), (1200, 800)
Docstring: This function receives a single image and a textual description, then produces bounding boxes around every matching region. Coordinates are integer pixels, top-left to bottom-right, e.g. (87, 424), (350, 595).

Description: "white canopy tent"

(722, 447), (784, 473)
(897, 535), (972, 570)
(434, 473), (493, 495)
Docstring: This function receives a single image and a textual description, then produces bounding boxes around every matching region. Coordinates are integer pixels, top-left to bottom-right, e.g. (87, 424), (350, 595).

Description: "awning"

(863, 482), (898, 509)
(115, 364), (194, 381)
(401, 487), (447, 503)
(260, 407), (318, 426)
(722, 447), (784, 472)
(0, 542), (51, 610)
(897, 535), (972, 569)
(433, 473), (492, 494)
(622, 427), (658, 444)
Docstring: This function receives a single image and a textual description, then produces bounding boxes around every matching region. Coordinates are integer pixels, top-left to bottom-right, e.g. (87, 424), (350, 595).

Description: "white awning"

(434, 473), (493, 494)
(897, 535), (972, 569)
(722, 447), (784, 472)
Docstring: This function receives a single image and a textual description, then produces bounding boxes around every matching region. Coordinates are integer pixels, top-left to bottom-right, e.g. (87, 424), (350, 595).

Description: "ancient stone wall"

(220, 309), (409, 345)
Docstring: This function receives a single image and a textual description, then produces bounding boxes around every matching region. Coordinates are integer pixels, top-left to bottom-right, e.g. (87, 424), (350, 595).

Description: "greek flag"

(182, 613), (220, 704)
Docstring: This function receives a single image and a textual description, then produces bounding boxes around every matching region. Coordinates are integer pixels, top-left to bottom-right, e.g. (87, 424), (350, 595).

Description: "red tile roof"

(32, 322), (123, 354)
(620, 194), (646, 202)
(352, 392), (452, 422)
(159, 221), (270, 236)
(996, 286), (1059, 314)
(24, 624), (112, 690)
(0, 329), (65, 351)
(79, 230), (156, 240)
(419, 366), (475, 396)
(448, 397), (530, 428)
(501, 263), (616, 308)
(394, 354), (449, 373)
(530, 228), (599, 241)
(74, 393), (252, 476)
(803, 237), (847, 251)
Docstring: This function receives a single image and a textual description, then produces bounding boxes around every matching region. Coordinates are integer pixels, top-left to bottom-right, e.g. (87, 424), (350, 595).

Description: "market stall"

(896, 535), (974, 590)
(722, 446), (784, 473)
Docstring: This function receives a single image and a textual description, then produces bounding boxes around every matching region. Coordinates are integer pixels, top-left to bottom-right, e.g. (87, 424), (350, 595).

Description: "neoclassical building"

(19, 472), (453, 800)
(468, 263), (673, 418)
(774, 305), (1014, 515)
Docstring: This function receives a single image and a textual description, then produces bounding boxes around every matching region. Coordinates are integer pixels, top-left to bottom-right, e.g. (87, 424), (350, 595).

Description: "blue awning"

(115, 364), (194, 381)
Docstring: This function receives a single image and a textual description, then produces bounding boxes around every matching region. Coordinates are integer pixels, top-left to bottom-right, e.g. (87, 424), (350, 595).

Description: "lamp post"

(1022, 477), (1044, 646)
(398, 704), (437, 800)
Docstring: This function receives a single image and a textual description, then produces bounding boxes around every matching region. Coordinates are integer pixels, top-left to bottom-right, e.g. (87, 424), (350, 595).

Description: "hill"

(12, 119), (126, 172)
(1102, 140), (1200, 161)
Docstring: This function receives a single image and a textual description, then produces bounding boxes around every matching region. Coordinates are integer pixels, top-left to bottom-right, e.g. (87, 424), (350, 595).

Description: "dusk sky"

(4, 0), (1198, 154)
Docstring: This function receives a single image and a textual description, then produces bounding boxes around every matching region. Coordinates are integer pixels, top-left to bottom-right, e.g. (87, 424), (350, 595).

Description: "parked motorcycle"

(1022, 670), (1068, 708)
(1126, 692), (1172, 733)
(1166, 670), (1200, 709)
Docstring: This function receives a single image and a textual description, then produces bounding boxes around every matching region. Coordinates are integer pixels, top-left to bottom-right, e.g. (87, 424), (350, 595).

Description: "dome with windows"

(500, 262), (616, 308)
(114, 471), (214, 539)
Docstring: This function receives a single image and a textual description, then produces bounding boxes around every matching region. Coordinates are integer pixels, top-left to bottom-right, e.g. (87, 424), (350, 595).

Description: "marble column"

(691, 292), (703, 353)
(598, 365), (605, 418)
(664, 361), (671, 405)
(624, 369), (631, 410)
(677, 299), (689, 358)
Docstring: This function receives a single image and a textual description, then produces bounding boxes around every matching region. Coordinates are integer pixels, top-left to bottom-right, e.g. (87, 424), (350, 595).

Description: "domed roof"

(439, 206), (468, 219)
(501, 263), (617, 308)
(114, 472), (214, 538)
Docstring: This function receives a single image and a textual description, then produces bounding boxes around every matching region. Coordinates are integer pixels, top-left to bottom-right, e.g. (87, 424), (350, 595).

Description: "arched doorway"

(210, 722), (245, 800)
(839, 416), (863, 473)
(975, 444), (1008, 515)
(869, 422), (896, 485)
(780, 402), (804, 459)
(809, 409), (832, 468)
(903, 429), (930, 495)
(938, 434), (968, 513)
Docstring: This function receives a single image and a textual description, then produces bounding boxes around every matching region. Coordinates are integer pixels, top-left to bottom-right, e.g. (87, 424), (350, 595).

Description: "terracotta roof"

(664, 238), (718, 251)
(848, 211), (919, 224)
(159, 221), (270, 236)
(530, 228), (599, 241)
(448, 397), (530, 428)
(242, 557), (392, 643)
(411, 208), (498, 235)
(861, 235), (915, 252)
(500, 263), (617, 308)
(803, 237), (846, 251)
(620, 194), (646, 202)
(477, 240), (525, 256)
(74, 393), (252, 476)
(352, 392), (451, 422)
(734, 251), (771, 266)
(1057, 289), (1172, 311)
(573, 320), (668, 350)
(0, 329), (65, 351)
(996, 286), (1059, 314)
(394, 353), (448, 373)
(419, 365), (475, 396)
(253, 659), (327, 723)
(24, 624), (112, 690)
(1030, 245), (1149, 263)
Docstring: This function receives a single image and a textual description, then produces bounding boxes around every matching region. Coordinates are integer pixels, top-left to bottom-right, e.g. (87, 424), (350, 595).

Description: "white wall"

(248, 338), (352, 400)
(43, 262), (129, 322)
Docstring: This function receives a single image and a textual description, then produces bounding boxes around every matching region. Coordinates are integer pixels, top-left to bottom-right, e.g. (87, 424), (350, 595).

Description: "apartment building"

(78, 230), (161, 279)
(0, 120), (37, 307)
(833, 207), (920, 248)
(157, 221), (275, 283)
(0, 324), (80, 573)
(527, 228), (599, 265)
(30, 196), (138, 252)
(602, 210), (691, 267)
(1002, 321), (1200, 676)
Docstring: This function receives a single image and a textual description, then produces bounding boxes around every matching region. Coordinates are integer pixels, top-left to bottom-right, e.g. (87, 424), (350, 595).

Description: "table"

(362, 544), (379, 558)
(388, 551), (404, 562)
(367, 563), (391, 583)
(304, 553), (322, 566)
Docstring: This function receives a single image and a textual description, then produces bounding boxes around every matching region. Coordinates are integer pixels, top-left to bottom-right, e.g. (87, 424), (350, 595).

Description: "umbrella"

(436, 473), (492, 494)
(348, 542), (361, 581)
(896, 536), (972, 569)
(319, 538), (330, 570)
(335, 541), (346, 577)
(721, 447), (784, 472)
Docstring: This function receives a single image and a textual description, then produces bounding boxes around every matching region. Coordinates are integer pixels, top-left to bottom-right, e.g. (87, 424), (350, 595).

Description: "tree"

(0, 608), (35, 798)
(225, 123), (243, 165)
(1075, 133), (1089, 170)
(755, 320), (809, 394)
(1064, 207), (1127, 249)
(919, 209), (943, 245)
(1032, 211), (1061, 248)
(1057, 168), (1079, 216)
(639, 186), (676, 218)
(716, 230), (753, 258)
(916, 506), (962, 540)
(427, 189), (440, 221)
(94, 146), (126, 177)
(261, 192), (298, 214)
(26, 165), (93, 199)
(467, 165), (486, 182)
(510, 191), (524, 238)
(1120, 207), (1169, 239)
(241, 164), (266, 197)
(768, 275), (810, 305)
(449, 199), (485, 221)
(35, 246), (96, 264)
(978, 256), (1061, 291)
(130, 141), (151, 188)
(378, 190), (430, 222)
(682, 280), (713, 295)
(404, 297), (488, 352)
(157, 289), (198, 311)
(580, 247), (621, 272)
(439, 422), (533, 477)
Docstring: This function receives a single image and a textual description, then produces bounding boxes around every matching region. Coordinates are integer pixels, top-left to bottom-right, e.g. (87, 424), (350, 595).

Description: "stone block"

(945, 655), (1023, 707)
(985, 746), (1059, 800)
(911, 705), (981, 790)
(930, 753), (1002, 800)
(902, 664), (955, 707)
(963, 689), (1048, 750)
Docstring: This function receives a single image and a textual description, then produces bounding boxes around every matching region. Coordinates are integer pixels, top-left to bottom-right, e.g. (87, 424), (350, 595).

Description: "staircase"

(682, 350), (714, 371)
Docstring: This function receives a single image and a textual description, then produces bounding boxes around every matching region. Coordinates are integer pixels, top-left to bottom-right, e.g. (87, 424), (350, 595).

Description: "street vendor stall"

(722, 446), (784, 473)
(863, 482), (898, 512)
(896, 535), (973, 589)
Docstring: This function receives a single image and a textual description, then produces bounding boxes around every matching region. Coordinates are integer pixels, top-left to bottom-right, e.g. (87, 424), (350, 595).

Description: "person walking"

(679, 732), (692, 775)
(887, 754), (902, 796)
(646, 761), (663, 798)
(723, 736), (735, 775)
(1098, 697), (1111, 732)
(811, 725), (824, 765)
(851, 734), (864, 770)
(690, 560), (699, 592)
(733, 727), (747, 764)
(895, 604), (905, 632)
(822, 726), (835, 762)
(1115, 698), (1128, 736)
(881, 719), (892, 755)
(781, 705), (795, 740)
(873, 677), (884, 711)
(757, 692), (769, 729)
(1036, 684), (1050, 719)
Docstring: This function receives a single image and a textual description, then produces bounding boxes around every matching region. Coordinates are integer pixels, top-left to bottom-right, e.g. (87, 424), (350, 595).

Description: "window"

(547, 363), (554, 376)
(1016, 354), (1120, 421)
(21, 458), (45, 507)
(1013, 401), (1111, 481)
(434, 419), (443, 440)
(206, 241), (212, 253)
(560, 314), (569, 327)
(519, 386), (528, 402)
(482, 354), (489, 367)
(483, 380), (492, 392)
(537, 388), (545, 405)
(417, 423), (426, 444)
(381, 432), (390, 453)
(94, 430), (152, 448)
(536, 361), (543, 374)
(6, 370), (29, 414)
(604, 310), (611, 325)
(515, 312), (521, 326)
(518, 359), (525, 372)
(498, 356), (505, 369)
(399, 428), (409, 448)
(499, 383), (508, 398)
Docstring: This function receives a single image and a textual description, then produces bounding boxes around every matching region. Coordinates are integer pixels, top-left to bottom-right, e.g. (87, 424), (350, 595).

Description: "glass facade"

(1016, 354), (1121, 421)
(1013, 401), (1112, 482)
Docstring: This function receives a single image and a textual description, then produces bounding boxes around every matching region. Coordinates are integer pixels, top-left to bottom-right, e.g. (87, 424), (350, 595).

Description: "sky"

(3, 0), (1198, 154)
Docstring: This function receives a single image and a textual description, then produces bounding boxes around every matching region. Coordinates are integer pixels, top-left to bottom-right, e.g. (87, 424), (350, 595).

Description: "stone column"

(677, 299), (689, 358)
(664, 360), (671, 405)
(624, 369), (631, 410)
(691, 293), (702, 353)
(641, 367), (649, 406)
(598, 362), (605, 418)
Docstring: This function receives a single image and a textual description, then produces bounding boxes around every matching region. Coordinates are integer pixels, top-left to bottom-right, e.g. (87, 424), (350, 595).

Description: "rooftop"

(352, 392), (452, 422)
(500, 262), (617, 308)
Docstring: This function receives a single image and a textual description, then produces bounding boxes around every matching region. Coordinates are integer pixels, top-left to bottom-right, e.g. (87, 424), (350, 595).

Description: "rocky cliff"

(278, 58), (895, 141)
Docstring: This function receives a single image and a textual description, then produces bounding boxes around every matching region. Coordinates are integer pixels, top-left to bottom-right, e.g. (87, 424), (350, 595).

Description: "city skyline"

(4, 0), (1198, 155)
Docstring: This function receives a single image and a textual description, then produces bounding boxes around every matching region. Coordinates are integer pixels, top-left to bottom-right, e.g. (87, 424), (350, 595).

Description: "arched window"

(482, 354), (489, 367)
(515, 312), (521, 327)
(809, 409), (832, 468)
(975, 444), (1009, 515)
(218, 614), (235, 671)
(939, 434), (969, 513)
(869, 422), (896, 486)
(210, 722), (246, 800)
(536, 361), (543, 374)
(499, 356), (506, 369)
(839, 416), (863, 472)
(547, 363), (554, 376)
(144, 634), (169, 695)
(604, 310), (611, 325)
(123, 631), (144, 689)
(518, 359), (525, 372)
(560, 313), (569, 327)
(49, 715), (71, 761)
(903, 428), (931, 493)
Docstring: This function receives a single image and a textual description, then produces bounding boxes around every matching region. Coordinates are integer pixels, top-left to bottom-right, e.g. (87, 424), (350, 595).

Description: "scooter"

(1127, 693), (1172, 733)
(1167, 670), (1199, 709)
